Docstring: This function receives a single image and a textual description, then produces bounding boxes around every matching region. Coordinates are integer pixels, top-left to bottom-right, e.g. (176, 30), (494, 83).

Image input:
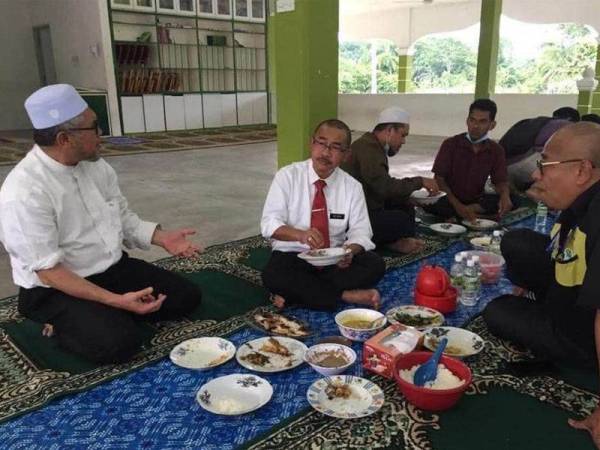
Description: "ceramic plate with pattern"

(386, 305), (444, 330)
(307, 375), (385, 419)
(462, 218), (499, 231)
(170, 337), (235, 370)
(236, 336), (307, 373)
(423, 326), (485, 358)
(429, 223), (467, 236)
(196, 374), (273, 415)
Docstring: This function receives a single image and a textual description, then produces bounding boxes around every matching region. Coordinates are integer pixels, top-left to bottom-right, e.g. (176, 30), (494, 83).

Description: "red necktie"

(311, 179), (330, 248)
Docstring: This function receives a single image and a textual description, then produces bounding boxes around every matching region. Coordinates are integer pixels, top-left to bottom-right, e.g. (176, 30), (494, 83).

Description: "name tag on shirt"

(330, 213), (345, 220)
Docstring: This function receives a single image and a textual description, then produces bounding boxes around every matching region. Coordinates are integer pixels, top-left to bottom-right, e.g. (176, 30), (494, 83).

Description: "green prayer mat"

(0, 233), (446, 424)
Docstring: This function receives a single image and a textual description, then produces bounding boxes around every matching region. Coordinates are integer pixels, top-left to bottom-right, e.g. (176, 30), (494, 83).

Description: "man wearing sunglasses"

(483, 122), (600, 448)
(0, 84), (202, 363)
(342, 107), (439, 254)
(261, 119), (385, 310)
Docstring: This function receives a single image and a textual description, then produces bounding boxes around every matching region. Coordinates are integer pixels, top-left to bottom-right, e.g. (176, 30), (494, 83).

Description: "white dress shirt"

(0, 145), (157, 288)
(261, 159), (375, 253)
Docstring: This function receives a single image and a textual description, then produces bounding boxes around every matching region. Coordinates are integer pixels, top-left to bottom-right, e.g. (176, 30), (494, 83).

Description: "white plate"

(462, 219), (499, 231)
(423, 326), (485, 358)
(170, 337), (235, 370)
(385, 305), (444, 330)
(430, 223), (467, 236)
(298, 247), (350, 267)
(197, 374), (273, 415)
(410, 189), (446, 205)
(236, 336), (307, 373)
(306, 375), (385, 419)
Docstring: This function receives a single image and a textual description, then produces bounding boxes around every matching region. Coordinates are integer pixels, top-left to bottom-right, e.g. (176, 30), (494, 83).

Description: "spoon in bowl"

(414, 337), (448, 387)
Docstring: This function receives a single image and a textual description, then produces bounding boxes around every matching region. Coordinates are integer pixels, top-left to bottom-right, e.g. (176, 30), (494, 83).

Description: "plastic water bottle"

(489, 230), (502, 255)
(534, 202), (548, 233)
(450, 253), (465, 302)
(461, 259), (481, 306)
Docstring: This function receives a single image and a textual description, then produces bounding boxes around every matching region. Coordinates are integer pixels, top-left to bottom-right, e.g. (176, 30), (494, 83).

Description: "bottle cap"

(454, 254), (463, 262)
(467, 259), (475, 267)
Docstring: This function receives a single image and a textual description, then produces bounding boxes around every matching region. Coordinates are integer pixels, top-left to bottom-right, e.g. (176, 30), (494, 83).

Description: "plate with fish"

(236, 336), (308, 373)
(248, 311), (312, 339)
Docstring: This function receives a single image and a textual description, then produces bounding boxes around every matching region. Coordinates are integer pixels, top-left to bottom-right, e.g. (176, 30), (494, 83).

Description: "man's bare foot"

(42, 323), (54, 337)
(387, 237), (425, 254)
(270, 294), (285, 309)
(341, 289), (381, 309)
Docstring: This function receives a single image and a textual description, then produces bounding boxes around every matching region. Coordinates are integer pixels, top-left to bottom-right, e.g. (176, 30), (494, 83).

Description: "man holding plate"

(261, 119), (385, 310)
(342, 107), (439, 253)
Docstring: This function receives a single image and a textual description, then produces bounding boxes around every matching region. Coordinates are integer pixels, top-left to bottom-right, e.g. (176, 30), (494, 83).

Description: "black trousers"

(423, 193), (521, 220)
(369, 205), (416, 245)
(18, 254), (202, 364)
(482, 229), (595, 366)
(262, 250), (385, 310)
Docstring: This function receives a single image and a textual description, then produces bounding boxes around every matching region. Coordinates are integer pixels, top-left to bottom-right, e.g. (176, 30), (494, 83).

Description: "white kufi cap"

(24, 84), (87, 129)
(376, 106), (410, 127)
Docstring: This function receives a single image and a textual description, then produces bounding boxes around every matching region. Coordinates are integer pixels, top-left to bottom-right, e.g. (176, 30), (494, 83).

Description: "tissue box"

(362, 324), (422, 379)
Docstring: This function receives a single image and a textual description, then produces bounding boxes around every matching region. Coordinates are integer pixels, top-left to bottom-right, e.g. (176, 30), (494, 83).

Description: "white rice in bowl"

(399, 363), (464, 390)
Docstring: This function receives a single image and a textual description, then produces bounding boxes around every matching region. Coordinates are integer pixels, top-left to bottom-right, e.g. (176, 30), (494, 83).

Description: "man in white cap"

(0, 84), (202, 363)
(342, 106), (438, 253)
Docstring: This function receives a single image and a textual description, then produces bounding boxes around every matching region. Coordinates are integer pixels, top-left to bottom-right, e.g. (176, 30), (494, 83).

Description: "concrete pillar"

(272, 0), (339, 168)
(474, 0), (502, 99)
(397, 49), (413, 93)
(591, 37), (600, 115)
(577, 67), (598, 115)
(370, 41), (378, 94)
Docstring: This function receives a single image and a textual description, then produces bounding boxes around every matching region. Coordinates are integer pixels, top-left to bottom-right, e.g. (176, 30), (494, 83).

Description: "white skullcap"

(376, 106), (410, 127)
(24, 84), (87, 129)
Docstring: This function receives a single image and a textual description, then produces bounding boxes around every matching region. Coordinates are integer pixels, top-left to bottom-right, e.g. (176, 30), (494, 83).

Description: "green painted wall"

(272, 0), (339, 167)
(591, 43), (600, 115)
(397, 54), (412, 93)
(578, 90), (592, 115)
(475, 0), (502, 99)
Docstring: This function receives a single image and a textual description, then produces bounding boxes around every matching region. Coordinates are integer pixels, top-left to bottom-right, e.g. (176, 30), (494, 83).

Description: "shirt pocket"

(328, 210), (349, 237)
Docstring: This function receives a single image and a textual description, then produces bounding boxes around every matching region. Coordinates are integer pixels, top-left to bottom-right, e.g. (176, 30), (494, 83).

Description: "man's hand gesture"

(119, 287), (166, 314)
(569, 406), (600, 449)
(153, 227), (202, 257)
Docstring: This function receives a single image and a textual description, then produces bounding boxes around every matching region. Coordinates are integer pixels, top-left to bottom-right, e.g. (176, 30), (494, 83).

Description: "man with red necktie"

(261, 119), (385, 310)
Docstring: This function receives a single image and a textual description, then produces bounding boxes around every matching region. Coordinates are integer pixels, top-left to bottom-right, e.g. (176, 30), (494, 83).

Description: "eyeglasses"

(312, 138), (347, 153)
(68, 122), (103, 136)
(535, 158), (594, 175)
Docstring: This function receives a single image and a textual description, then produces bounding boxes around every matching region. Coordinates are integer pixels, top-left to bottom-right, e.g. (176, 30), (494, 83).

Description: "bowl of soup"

(304, 343), (357, 376)
(334, 308), (387, 342)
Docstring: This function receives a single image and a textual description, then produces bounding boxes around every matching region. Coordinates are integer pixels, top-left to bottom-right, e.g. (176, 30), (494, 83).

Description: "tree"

(411, 37), (476, 92)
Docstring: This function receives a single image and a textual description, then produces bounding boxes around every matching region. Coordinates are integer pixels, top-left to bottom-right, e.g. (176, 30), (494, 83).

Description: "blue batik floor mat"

(0, 218), (544, 449)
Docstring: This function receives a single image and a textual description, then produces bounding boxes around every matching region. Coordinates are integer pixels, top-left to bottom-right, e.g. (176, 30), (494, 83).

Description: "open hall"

(0, 0), (600, 448)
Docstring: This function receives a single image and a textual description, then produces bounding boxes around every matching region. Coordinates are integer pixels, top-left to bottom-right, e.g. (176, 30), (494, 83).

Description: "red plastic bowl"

(414, 286), (457, 314)
(394, 351), (472, 411)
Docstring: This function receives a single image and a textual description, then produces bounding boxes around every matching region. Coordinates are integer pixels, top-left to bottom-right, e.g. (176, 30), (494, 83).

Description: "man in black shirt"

(483, 122), (600, 447)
